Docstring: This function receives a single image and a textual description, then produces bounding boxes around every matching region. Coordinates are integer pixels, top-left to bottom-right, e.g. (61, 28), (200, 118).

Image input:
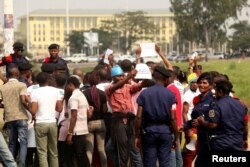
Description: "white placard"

(104, 48), (113, 64)
(140, 43), (158, 57)
(135, 63), (152, 79)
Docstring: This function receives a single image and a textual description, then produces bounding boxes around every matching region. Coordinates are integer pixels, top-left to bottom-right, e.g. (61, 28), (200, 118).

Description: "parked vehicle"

(167, 54), (177, 61)
(142, 56), (162, 63)
(208, 52), (224, 60)
(87, 56), (99, 62)
(114, 54), (136, 63)
(64, 53), (88, 63)
(175, 54), (189, 62)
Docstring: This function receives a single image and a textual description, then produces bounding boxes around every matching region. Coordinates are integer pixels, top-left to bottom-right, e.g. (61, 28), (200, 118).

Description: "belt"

(112, 112), (135, 119)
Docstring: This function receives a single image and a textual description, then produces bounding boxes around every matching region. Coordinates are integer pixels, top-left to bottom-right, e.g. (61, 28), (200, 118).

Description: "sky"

(0, 0), (171, 27)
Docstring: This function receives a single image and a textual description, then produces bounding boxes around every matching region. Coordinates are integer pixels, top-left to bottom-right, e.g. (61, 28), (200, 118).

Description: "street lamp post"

(66, 0), (70, 56)
(26, 0), (30, 53)
(3, 0), (14, 56)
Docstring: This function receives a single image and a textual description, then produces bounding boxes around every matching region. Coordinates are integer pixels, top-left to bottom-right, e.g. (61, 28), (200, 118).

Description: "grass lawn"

(173, 58), (250, 108)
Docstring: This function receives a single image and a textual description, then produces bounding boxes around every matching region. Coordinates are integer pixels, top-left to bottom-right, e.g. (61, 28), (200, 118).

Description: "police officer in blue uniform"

(42, 43), (70, 77)
(197, 79), (248, 151)
(190, 72), (216, 167)
(135, 66), (178, 167)
(0, 42), (29, 77)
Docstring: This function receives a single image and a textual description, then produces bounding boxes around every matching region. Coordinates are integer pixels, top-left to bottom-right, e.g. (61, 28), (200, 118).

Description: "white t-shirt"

(183, 88), (200, 120)
(26, 84), (39, 148)
(68, 89), (89, 135)
(31, 86), (62, 123)
(56, 88), (65, 124)
(97, 82), (112, 113)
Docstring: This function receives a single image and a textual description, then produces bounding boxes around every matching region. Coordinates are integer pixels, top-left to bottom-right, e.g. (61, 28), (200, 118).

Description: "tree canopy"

(170, 0), (249, 60)
(229, 21), (250, 50)
(66, 31), (85, 54)
(100, 11), (157, 53)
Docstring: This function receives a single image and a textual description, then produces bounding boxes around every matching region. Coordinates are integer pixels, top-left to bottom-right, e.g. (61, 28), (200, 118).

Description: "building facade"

(18, 9), (176, 56)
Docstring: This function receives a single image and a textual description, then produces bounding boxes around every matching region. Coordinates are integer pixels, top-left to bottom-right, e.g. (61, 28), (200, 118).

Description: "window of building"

(81, 18), (85, 27)
(92, 17), (97, 27)
(56, 37), (60, 41)
(76, 18), (79, 28)
(87, 18), (91, 27)
(43, 37), (45, 41)
(34, 37), (36, 42)
(51, 37), (54, 41)
(169, 29), (173, 34)
(169, 17), (173, 27)
(56, 30), (60, 35)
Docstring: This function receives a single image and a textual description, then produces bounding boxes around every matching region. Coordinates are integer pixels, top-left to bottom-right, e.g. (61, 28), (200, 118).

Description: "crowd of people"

(0, 42), (248, 167)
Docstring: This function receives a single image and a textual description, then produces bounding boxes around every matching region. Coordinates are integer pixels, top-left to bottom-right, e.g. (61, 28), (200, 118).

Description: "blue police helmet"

(111, 65), (124, 77)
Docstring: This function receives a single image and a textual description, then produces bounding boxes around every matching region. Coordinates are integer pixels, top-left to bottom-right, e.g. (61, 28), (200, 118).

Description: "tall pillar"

(3, 0), (14, 56)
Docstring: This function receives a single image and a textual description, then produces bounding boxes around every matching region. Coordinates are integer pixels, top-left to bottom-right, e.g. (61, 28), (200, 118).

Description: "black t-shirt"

(83, 87), (107, 121)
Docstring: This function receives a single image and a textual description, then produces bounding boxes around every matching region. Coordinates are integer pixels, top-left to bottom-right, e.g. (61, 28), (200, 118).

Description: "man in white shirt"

(30, 72), (62, 167)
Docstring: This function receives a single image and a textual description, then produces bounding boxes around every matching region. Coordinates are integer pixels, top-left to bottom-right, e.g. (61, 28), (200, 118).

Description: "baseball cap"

(111, 65), (124, 77)
(154, 66), (171, 78)
(48, 43), (60, 50)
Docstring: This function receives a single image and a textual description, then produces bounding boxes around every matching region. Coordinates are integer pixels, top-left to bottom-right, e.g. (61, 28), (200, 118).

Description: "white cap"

(135, 63), (152, 79)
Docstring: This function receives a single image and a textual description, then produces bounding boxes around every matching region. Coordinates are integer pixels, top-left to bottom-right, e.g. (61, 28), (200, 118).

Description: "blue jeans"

(7, 120), (28, 167)
(169, 134), (183, 167)
(0, 132), (17, 167)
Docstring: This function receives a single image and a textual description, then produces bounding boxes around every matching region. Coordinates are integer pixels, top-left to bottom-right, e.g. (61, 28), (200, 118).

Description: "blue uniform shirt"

(42, 56), (70, 77)
(209, 96), (247, 151)
(1, 54), (29, 76)
(137, 84), (176, 134)
(191, 91), (217, 140)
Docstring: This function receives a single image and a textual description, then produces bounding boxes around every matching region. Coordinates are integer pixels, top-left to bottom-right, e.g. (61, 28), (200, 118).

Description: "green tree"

(170, 0), (249, 61)
(66, 31), (85, 54)
(100, 11), (157, 53)
(229, 21), (250, 50)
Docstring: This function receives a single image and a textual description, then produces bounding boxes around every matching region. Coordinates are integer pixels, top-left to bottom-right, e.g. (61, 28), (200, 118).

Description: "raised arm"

(135, 47), (141, 64)
(108, 69), (137, 94)
(156, 45), (173, 70)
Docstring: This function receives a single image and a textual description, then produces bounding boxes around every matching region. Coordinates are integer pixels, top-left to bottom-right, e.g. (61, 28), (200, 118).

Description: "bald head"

(73, 68), (83, 76)
(7, 66), (19, 78)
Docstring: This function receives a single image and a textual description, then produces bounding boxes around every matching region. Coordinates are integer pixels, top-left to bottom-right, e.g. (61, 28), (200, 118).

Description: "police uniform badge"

(208, 109), (215, 118)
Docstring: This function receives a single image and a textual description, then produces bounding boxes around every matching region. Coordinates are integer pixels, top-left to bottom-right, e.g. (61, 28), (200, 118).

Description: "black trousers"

(111, 112), (135, 167)
(72, 135), (90, 167)
(25, 147), (39, 167)
(58, 141), (76, 167)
